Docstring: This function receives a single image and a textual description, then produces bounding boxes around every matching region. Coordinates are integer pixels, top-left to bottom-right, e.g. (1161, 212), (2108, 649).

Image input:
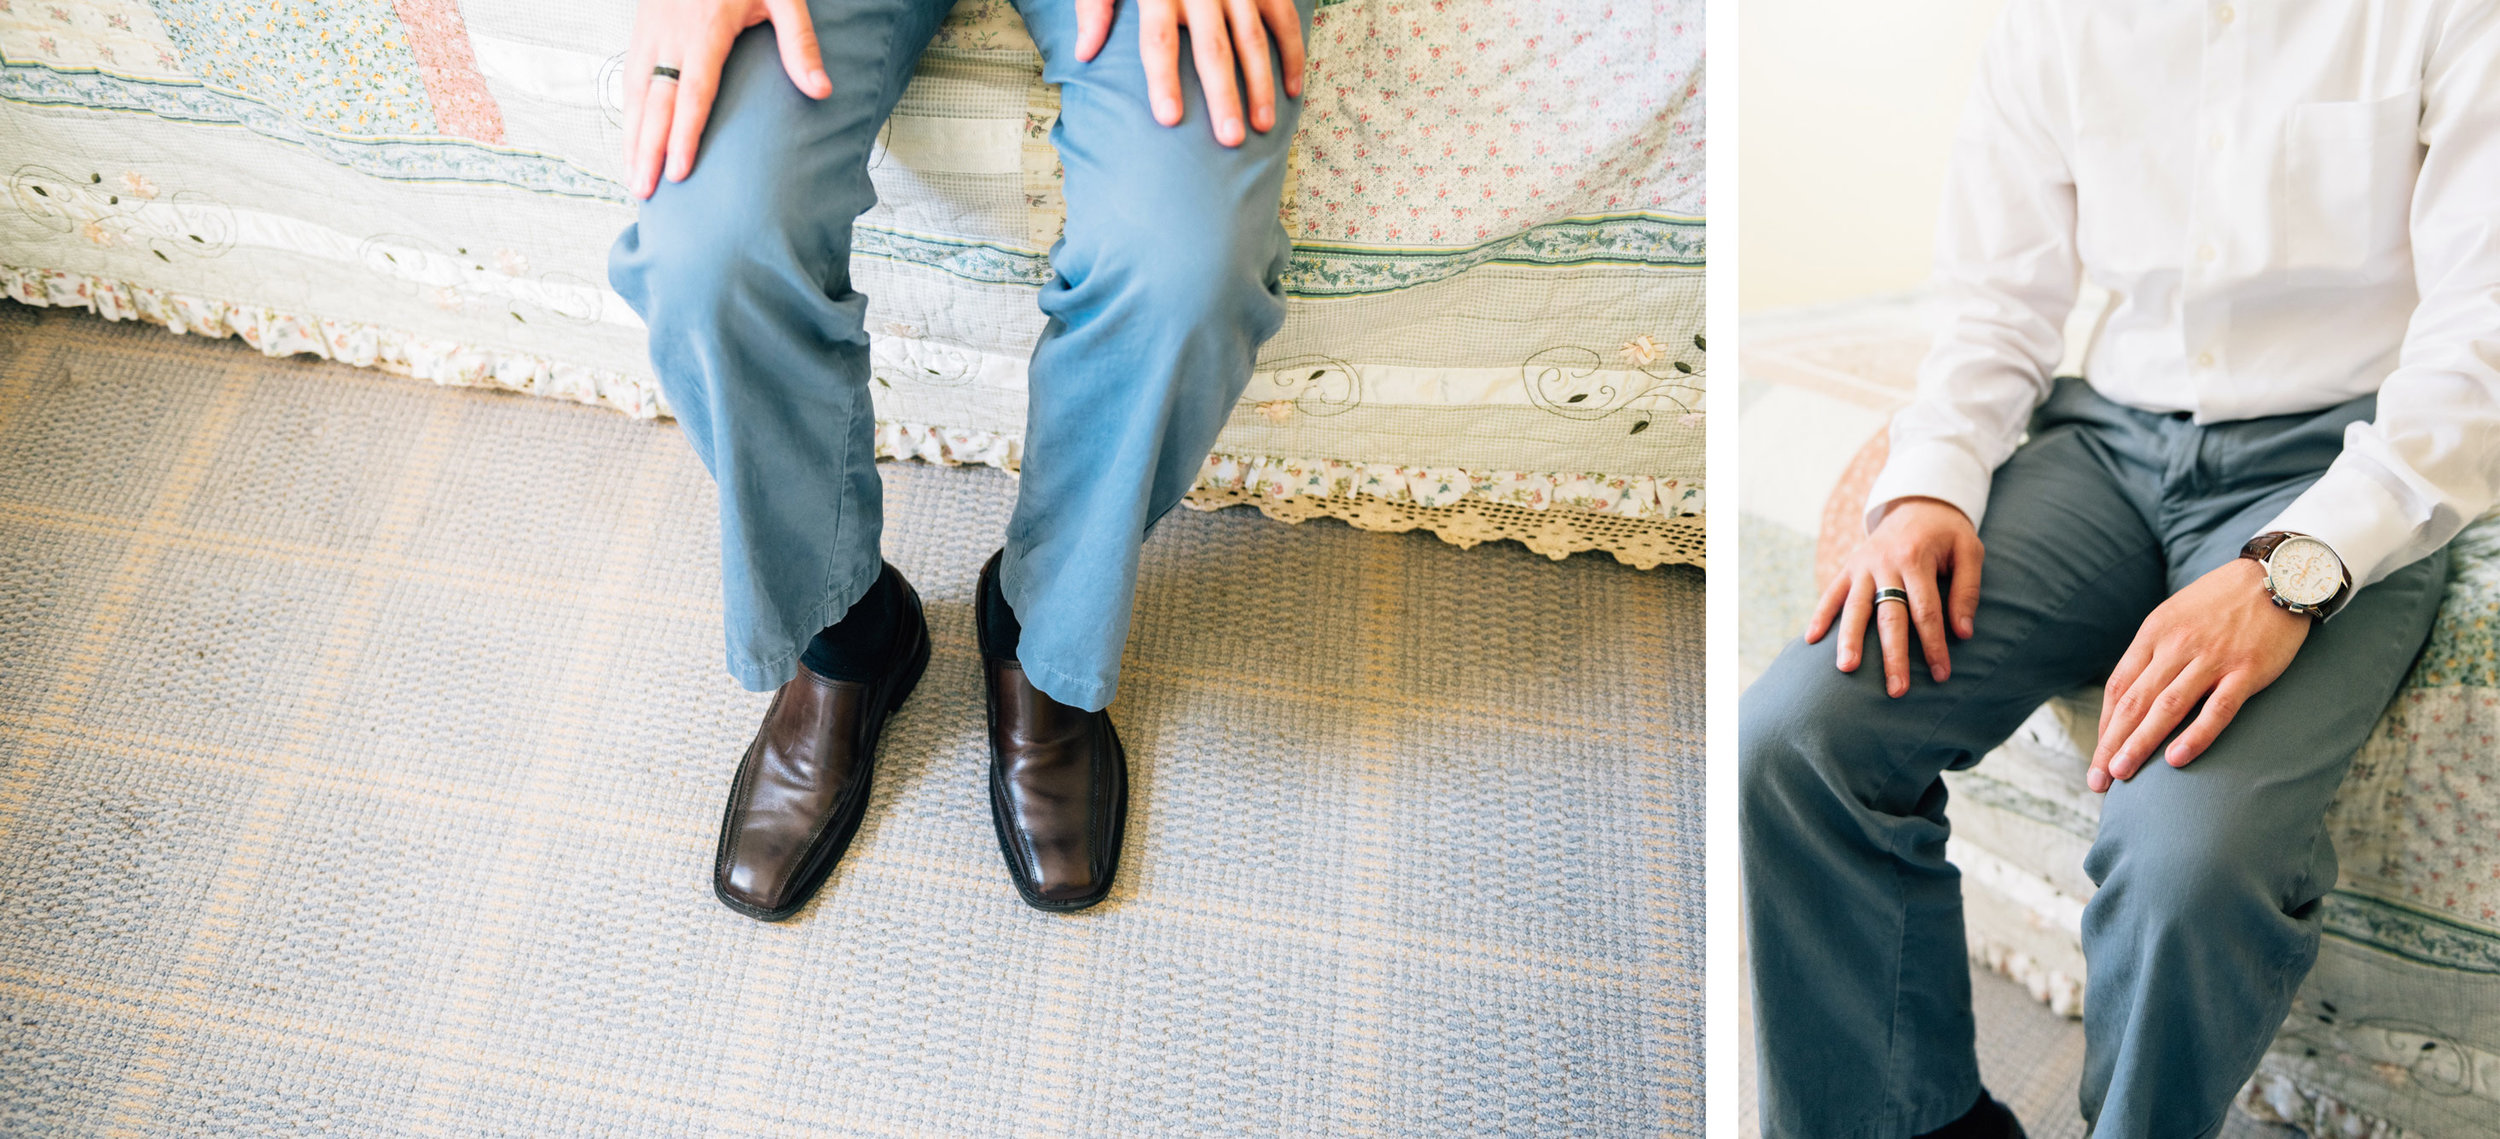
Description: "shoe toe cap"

(1021, 839), (1109, 905)
(719, 853), (798, 915)
(1030, 870), (1102, 904)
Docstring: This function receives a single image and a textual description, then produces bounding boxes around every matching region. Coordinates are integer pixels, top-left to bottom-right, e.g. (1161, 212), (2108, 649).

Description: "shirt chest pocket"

(2279, 88), (2423, 271)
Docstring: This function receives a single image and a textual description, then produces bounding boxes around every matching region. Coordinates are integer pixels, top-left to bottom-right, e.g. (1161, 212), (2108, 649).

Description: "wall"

(1738, 0), (2007, 311)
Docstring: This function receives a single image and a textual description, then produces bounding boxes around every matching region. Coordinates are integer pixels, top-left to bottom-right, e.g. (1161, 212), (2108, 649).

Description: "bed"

(0, 0), (1702, 569)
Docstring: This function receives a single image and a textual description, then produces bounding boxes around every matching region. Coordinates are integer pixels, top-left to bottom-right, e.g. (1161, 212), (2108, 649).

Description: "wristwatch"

(2239, 531), (2351, 620)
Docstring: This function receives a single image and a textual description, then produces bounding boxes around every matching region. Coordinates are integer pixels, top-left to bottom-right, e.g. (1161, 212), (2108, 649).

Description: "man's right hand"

(1804, 497), (1986, 698)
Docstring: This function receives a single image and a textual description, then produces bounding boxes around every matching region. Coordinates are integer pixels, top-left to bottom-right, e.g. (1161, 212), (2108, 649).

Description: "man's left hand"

(2090, 558), (2311, 792)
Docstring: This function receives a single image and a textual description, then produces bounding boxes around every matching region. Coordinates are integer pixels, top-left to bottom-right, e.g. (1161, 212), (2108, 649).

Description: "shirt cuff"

(2261, 467), (2419, 591)
(1863, 439), (1996, 535)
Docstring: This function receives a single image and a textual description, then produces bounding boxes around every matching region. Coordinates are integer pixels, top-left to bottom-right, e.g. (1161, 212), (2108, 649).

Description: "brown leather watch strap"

(2240, 531), (2292, 563)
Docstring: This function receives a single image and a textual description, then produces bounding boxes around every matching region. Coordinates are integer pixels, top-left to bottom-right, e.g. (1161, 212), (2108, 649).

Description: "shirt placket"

(2180, 0), (2247, 423)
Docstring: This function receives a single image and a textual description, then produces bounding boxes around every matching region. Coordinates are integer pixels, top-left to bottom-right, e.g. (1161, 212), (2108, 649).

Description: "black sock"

(980, 556), (1022, 661)
(1913, 1092), (2020, 1139)
(799, 565), (906, 682)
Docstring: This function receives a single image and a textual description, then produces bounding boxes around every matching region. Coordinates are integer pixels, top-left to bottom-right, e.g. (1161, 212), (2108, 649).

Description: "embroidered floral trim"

(0, 60), (623, 201)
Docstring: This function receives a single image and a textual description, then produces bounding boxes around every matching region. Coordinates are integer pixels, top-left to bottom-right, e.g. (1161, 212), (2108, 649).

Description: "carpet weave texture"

(0, 305), (1702, 1136)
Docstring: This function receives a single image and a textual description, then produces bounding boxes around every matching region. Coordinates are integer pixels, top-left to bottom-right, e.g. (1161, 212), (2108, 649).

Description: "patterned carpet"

(0, 305), (1703, 1136)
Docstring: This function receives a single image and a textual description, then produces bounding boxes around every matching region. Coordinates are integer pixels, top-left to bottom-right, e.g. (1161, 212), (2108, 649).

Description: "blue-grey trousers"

(609, 0), (1307, 709)
(1741, 379), (2449, 1138)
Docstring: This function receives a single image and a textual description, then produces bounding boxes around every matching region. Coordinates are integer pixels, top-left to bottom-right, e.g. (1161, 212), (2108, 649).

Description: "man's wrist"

(2240, 531), (2352, 620)
(1873, 495), (1971, 531)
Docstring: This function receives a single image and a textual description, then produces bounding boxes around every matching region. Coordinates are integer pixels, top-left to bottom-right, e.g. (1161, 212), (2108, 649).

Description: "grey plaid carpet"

(0, 304), (1700, 1136)
(1736, 948), (2309, 1139)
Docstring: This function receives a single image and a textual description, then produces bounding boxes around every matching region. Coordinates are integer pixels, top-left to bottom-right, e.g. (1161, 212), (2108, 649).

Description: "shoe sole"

(712, 581), (932, 923)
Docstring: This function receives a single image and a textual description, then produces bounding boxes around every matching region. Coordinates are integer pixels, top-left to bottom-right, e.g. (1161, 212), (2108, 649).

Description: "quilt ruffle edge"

(3, 262), (1702, 562)
(1, 263), (673, 418)
(2236, 1071), (2416, 1139)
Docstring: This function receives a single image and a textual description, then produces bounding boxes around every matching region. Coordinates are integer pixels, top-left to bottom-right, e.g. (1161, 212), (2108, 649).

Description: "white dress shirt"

(1867, 0), (2500, 592)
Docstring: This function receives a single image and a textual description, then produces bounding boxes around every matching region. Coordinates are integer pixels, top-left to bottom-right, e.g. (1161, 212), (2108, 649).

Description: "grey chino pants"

(1741, 378), (2449, 1138)
(609, 0), (1307, 708)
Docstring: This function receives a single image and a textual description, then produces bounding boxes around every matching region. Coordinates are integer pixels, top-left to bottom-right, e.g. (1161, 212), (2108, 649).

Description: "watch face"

(2268, 537), (2343, 607)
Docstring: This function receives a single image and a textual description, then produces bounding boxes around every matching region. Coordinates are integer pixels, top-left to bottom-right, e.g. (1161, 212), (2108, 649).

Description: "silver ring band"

(651, 64), (681, 82)
(1873, 587), (1910, 607)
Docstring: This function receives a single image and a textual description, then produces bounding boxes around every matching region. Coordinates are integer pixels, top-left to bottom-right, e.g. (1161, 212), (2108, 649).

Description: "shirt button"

(2196, 352), (2217, 368)
(2197, 243), (2218, 263)
(2208, 132), (2225, 151)
(2217, 5), (2236, 22)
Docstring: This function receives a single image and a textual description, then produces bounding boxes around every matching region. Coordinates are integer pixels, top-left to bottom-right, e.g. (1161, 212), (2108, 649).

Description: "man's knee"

(1740, 649), (1900, 828)
(613, 162), (857, 316)
(1051, 123), (1292, 320)
(610, 74), (871, 320)
(2087, 783), (2328, 941)
(1062, 209), (1285, 329)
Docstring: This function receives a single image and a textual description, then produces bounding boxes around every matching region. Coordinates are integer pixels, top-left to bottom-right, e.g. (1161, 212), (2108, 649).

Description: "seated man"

(608, 0), (1308, 918)
(1742, 2), (2498, 1136)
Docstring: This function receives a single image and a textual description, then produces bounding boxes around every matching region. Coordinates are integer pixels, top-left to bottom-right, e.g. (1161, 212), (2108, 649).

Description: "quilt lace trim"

(1179, 486), (1701, 569)
(4, 262), (1701, 569)
(2237, 1072), (2414, 1139)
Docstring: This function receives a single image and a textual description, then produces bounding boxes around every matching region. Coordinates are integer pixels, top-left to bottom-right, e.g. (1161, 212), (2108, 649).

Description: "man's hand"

(624, 0), (831, 200)
(1806, 497), (1986, 699)
(1075, 0), (1305, 147)
(2089, 558), (2310, 792)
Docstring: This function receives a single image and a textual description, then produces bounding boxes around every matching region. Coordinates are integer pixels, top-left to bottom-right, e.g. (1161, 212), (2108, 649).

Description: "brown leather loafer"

(713, 563), (929, 921)
(977, 552), (1126, 912)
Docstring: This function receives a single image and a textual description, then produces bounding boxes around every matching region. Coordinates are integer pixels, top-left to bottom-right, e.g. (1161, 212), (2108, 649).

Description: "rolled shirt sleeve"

(2261, 0), (2500, 590)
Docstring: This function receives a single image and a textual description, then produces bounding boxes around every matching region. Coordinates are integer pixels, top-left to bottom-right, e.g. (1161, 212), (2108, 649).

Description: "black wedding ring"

(1873, 587), (1910, 607)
